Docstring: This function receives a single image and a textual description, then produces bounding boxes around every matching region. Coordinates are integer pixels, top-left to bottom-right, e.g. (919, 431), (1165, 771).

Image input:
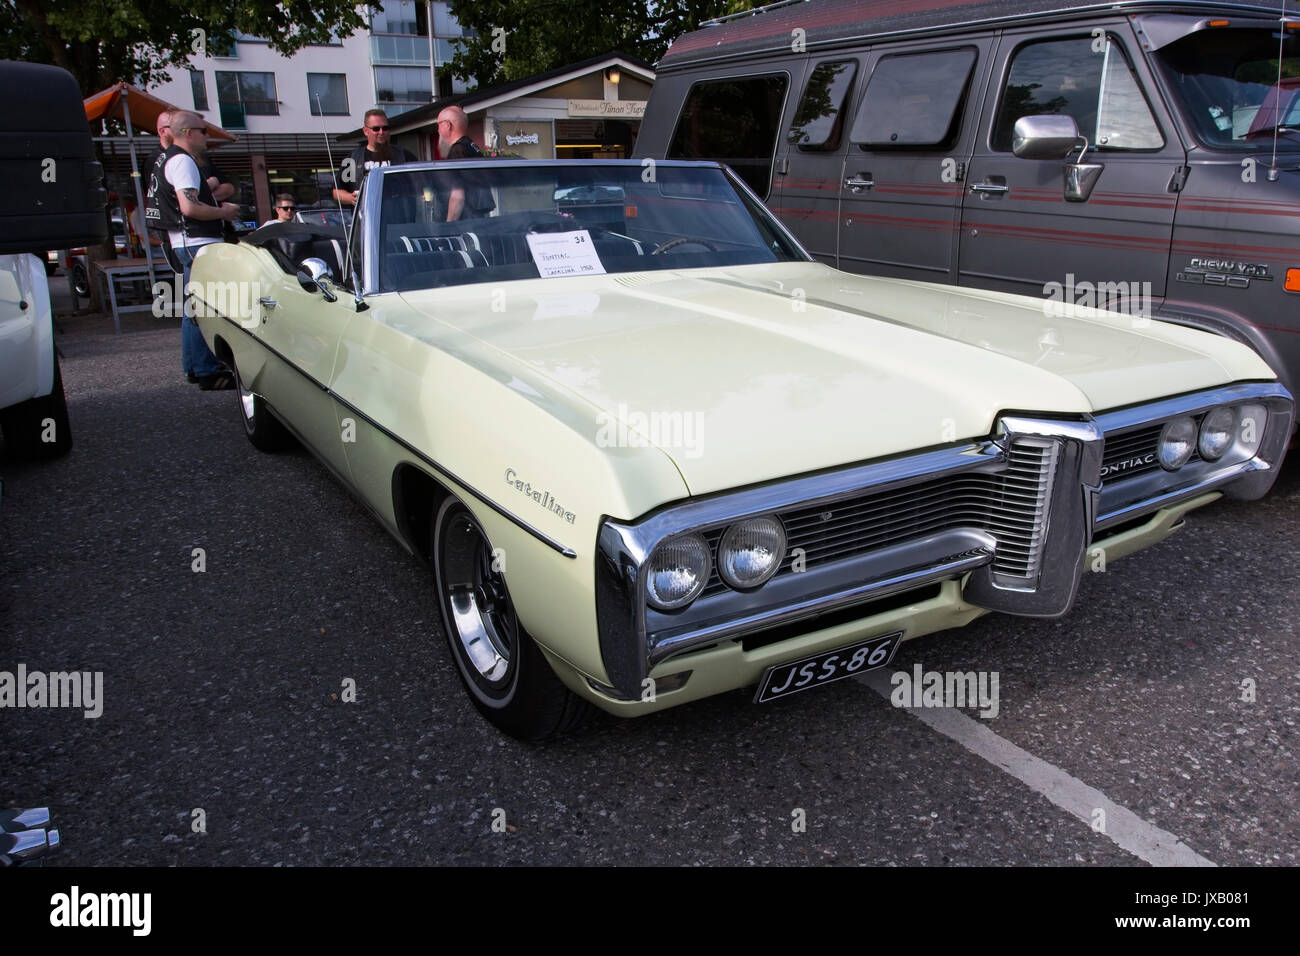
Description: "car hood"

(397, 262), (1270, 496)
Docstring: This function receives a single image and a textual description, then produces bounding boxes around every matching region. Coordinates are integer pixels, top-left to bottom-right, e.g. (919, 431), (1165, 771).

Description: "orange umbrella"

(83, 82), (237, 288)
(83, 81), (237, 141)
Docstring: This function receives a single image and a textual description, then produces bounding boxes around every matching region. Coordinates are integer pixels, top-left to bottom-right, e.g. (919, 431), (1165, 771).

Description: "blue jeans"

(172, 243), (222, 378)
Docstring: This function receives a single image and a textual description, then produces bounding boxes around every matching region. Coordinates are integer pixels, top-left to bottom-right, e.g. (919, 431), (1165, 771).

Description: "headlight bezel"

(1157, 415), (1198, 470)
(644, 532), (712, 611)
(1197, 405), (1236, 461)
(717, 515), (787, 591)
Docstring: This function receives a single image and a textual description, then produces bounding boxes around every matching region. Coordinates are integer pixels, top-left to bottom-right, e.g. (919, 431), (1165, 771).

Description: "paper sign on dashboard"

(525, 230), (606, 278)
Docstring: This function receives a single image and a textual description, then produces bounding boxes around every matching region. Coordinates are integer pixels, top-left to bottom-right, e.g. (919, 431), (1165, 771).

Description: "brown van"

(636, 0), (1300, 399)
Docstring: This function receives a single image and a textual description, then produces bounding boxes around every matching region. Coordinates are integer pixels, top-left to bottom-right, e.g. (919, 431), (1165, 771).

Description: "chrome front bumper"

(594, 383), (1292, 701)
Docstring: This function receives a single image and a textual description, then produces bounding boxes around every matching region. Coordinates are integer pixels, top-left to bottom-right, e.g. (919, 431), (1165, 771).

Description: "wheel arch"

(392, 462), (453, 567)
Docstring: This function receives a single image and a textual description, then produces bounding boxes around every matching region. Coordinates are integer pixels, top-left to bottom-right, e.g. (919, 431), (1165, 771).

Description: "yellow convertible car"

(191, 160), (1292, 739)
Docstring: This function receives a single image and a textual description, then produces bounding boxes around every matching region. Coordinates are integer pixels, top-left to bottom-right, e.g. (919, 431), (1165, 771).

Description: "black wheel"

(431, 498), (591, 740)
(231, 354), (293, 451)
(650, 236), (721, 255)
(1, 353), (72, 460)
(71, 264), (89, 298)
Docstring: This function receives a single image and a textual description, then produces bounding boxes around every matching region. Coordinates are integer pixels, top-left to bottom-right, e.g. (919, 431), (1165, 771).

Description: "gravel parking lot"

(2, 290), (1297, 867)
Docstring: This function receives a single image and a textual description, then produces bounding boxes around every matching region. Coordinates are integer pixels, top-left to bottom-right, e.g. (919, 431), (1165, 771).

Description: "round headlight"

(717, 516), (787, 590)
(645, 534), (712, 610)
(1198, 406), (1236, 461)
(1158, 416), (1197, 470)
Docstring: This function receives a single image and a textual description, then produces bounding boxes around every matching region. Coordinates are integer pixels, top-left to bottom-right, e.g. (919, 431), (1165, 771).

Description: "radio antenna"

(315, 92), (365, 309)
(1268, 1), (1290, 181)
(316, 92), (347, 222)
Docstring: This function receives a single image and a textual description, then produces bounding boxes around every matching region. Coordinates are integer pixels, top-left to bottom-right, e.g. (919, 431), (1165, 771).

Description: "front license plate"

(754, 631), (902, 703)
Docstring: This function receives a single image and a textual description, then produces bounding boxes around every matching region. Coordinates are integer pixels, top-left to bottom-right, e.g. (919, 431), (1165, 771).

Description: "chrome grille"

(701, 438), (1059, 596)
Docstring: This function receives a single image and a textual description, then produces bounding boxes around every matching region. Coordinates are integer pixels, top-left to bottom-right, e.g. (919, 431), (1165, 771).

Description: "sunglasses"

(179, 127), (207, 135)
(278, 206), (296, 212)
(367, 125), (390, 131)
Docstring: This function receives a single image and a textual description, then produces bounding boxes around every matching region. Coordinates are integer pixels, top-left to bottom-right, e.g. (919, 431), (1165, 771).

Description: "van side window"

(668, 74), (789, 199)
(788, 60), (859, 151)
(850, 48), (977, 149)
(992, 36), (1163, 151)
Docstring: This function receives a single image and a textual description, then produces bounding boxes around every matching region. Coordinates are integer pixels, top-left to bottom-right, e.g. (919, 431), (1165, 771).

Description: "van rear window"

(668, 74), (788, 199)
(850, 48), (977, 149)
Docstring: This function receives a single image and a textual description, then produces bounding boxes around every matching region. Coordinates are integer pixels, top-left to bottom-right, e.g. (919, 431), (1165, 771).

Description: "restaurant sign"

(567, 99), (647, 118)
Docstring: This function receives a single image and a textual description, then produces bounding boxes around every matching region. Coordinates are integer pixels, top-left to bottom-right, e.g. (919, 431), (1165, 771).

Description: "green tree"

(445, 0), (760, 87)
(0, 0), (368, 94)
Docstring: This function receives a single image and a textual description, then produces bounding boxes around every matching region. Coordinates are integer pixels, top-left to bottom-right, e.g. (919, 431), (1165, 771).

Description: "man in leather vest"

(145, 110), (241, 389)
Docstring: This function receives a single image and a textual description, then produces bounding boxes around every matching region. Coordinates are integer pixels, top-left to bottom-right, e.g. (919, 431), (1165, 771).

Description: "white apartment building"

(133, 2), (471, 219)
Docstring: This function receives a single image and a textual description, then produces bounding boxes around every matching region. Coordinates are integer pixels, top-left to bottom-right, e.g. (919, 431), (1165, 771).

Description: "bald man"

(146, 110), (241, 389)
(436, 105), (493, 221)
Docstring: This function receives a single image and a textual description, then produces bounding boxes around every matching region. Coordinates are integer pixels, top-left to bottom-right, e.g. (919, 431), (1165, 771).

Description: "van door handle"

(970, 181), (1009, 196)
(259, 296), (278, 309)
(844, 175), (875, 191)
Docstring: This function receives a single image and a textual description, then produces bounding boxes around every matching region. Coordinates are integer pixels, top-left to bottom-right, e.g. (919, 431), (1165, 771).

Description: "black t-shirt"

(339, 145), (416, 193)
(444, 136), (494, 218)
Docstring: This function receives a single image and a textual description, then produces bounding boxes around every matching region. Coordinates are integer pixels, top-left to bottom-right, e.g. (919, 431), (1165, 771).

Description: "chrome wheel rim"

(236, 367), (256, 423)
(441, 510), (514, 685)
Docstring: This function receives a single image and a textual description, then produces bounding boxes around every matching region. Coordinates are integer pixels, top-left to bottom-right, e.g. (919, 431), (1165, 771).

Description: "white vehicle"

(0, 252), (70, 457)
(0, 60), (107, 459)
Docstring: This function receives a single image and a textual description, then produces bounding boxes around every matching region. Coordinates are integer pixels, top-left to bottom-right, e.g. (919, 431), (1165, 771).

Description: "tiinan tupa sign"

(567, 99), (647, 118)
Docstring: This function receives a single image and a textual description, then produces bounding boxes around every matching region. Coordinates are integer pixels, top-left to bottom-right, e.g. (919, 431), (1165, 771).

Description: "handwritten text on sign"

(525, 230), (607, 278)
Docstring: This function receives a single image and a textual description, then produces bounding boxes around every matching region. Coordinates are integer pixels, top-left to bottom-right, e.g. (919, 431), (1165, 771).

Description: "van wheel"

(232, 354), (293, 451)
(431, 498), (591, 740)
(1, 353), (72, 460)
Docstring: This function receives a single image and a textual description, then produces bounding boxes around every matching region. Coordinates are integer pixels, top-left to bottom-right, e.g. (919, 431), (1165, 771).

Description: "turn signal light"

(1285, 269), (1300, 293)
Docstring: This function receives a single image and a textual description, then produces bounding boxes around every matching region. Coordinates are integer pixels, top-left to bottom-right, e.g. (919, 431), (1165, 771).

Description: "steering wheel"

(650, 237), (721, 256)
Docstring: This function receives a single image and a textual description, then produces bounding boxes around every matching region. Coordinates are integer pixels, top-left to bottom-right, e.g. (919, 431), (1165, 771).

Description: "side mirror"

(1012, 115), (1104, 203)
(1011, 115), (1084, 160)
(297, 257), (338, 302)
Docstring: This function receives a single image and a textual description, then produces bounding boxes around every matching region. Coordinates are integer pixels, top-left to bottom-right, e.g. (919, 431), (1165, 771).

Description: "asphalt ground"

(1, 278), (1297, 868)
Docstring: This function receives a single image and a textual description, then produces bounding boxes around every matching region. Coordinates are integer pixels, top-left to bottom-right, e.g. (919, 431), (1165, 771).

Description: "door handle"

(844, 175), (875, 191)
(969, 182), (1009, 195)
(258, 296), (278, 309)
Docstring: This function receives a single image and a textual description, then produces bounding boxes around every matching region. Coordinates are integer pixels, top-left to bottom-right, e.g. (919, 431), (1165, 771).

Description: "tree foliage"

(445, 0), (762, 87)
(0, 0), (368, 94)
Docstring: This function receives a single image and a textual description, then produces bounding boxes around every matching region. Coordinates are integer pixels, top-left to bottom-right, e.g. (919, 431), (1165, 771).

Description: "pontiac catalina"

(189, 160), (1292, 739)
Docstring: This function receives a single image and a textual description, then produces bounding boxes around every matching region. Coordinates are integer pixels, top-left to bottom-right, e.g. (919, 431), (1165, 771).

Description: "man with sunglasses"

(264, 193), (298, 226)
(332, 109), (414, 206)
(146, 110), (241, 389)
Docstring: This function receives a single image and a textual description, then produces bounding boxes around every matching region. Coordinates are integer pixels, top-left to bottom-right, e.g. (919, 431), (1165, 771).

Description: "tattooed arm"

(176, 186), (239, 221)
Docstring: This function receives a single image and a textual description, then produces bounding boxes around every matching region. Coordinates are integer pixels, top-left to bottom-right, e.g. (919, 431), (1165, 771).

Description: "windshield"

(1155, 27), (1300, 148)
(375, 162), (805, 292)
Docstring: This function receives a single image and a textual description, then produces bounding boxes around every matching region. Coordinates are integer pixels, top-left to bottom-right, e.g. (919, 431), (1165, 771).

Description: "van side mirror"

(1011, 115), (1084, 160)
(1012, 115), (1104, 203)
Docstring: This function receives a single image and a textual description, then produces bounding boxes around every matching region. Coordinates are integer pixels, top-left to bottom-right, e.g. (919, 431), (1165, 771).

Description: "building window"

(373, 66), (432, 109)
(371, 1), (427, 36)
(432, 1), (465, 38)
(307, 73), (349, 115)
(215, 71), (278, 129)
(190, 70), (208, 111)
